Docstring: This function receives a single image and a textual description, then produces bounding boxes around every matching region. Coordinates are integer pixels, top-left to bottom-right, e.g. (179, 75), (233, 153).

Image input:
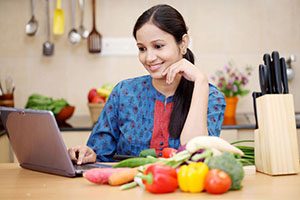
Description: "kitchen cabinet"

(0, 134), (13, 163)
(0, 131), (91, 163)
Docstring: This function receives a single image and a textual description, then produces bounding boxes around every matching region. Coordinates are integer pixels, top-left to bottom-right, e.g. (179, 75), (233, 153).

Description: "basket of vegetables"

(87, 83), (114, 123)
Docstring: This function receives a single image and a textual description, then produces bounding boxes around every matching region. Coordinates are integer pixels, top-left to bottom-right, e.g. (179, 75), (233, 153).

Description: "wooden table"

(0, 163), (299, 200)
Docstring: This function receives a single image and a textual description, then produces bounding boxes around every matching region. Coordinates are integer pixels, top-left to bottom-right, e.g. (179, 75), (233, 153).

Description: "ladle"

(68, 0), (81, 44)
(43, 0), (54, 56)
(25, 0), (38, 36)
(78, 0), (89, 39)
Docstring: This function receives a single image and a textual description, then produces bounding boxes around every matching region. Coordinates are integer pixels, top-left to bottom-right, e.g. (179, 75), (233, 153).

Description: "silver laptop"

(0, 106), (111, 177)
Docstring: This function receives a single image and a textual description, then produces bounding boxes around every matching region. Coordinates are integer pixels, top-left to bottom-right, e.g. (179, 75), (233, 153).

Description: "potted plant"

(211, 62), (252, 119)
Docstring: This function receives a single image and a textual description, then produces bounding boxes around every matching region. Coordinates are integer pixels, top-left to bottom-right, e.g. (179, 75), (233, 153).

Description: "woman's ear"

(180, 34), (190, 55)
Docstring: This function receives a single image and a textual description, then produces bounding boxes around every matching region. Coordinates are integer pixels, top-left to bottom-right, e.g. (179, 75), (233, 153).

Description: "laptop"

(0, 106), (111, 177)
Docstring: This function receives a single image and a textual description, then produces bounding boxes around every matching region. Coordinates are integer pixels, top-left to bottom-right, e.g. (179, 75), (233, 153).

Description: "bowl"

(55, 106), (75, 122)
(88, 103), (105, 123)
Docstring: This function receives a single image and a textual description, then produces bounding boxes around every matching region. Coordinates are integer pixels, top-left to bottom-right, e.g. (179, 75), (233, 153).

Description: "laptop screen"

(0, 107), (77, 177)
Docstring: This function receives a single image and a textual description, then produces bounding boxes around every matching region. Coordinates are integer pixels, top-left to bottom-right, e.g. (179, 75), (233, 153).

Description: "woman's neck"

(152, 75), (181, 97)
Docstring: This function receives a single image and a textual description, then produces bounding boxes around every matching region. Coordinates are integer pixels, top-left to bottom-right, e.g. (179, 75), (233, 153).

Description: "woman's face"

(136, 23), (183, 80)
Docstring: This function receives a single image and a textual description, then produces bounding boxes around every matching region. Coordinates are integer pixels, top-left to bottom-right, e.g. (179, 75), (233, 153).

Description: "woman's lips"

(149, 63), (163, 71)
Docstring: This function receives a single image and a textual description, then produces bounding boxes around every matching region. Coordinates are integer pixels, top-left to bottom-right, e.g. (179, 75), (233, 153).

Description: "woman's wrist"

(194, 73), (208, 87)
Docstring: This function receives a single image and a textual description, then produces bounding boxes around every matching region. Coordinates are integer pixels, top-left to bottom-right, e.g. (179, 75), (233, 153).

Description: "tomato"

(161, 148), (177, 158)
(204, 169), (232, 194)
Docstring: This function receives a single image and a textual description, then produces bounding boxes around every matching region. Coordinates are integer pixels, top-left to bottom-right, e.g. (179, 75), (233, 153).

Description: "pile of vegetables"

(25, 94), (70, 114)
(82, 136), (252, 195)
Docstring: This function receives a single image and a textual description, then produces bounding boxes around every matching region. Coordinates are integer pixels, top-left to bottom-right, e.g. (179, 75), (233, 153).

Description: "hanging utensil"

(43, 0), (54, 56)
(88, 0), (102, 53)
(78, 0), (89, 39)
(53, 0), (65, 35)
(68, 0), (81, 44)
(25, 0), (38, 36)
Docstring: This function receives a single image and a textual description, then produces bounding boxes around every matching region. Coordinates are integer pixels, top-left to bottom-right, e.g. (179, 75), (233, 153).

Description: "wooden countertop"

(1, 163), (299, 200)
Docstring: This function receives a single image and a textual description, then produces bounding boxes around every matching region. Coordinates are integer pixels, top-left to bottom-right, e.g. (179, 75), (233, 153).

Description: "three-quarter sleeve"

(207, 84), (226, 137)
(86, 83), (121, 162)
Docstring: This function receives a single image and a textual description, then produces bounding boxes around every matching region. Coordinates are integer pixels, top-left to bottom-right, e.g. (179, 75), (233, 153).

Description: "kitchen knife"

(252, 92), (262, 129)
(263, 54), (273, 94)
(280, 57), (289, 94)
(271, 51), (283, 94)
(259, 64), (267, 95)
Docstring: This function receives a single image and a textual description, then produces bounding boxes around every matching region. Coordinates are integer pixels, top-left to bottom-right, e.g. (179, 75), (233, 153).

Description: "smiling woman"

(68, 4), (226, 163)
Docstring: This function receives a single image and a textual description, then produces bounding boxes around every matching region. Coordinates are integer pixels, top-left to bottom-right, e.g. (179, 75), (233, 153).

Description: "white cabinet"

(0, 131), (91, 163)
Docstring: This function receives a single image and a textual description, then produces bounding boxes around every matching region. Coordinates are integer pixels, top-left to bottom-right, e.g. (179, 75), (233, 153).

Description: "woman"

(69, 4), (225, 163)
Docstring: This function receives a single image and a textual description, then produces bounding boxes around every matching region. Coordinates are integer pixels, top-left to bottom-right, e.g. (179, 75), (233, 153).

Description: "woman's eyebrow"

(136, 39), (165, 46)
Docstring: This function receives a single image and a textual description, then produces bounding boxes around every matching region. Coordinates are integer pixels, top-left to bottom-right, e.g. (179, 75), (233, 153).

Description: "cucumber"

(113, 157), (157, 168)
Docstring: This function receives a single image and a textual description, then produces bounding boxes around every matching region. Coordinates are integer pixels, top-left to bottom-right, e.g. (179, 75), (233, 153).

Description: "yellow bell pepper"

(178, 162), (209, 193)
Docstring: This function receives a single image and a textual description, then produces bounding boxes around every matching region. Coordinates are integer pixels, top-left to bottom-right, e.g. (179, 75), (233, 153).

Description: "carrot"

(108, 168), (139, 186)
(83, 168), (127, 184)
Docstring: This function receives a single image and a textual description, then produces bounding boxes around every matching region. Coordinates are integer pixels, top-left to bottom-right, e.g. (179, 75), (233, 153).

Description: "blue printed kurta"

(87, 75), (225, 161)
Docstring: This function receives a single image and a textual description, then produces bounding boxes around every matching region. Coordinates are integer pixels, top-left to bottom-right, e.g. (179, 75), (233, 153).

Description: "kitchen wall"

(0, 0), (299, 116)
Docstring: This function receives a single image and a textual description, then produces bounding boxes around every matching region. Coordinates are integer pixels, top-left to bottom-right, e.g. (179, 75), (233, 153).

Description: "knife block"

(255, 94), (299, 175)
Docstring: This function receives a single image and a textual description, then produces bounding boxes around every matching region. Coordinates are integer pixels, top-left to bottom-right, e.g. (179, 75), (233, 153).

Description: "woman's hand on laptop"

(68, 146), (97, 165)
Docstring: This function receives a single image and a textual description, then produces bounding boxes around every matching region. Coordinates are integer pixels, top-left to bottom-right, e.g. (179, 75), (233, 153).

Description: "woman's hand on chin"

(161, 58), (207, 84)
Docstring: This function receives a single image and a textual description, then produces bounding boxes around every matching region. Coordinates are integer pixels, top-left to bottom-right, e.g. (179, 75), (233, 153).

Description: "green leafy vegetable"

(25, 94), (69, 114)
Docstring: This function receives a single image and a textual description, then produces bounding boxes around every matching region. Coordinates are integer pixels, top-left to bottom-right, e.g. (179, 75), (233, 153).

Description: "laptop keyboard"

(74, 163), (112, 171)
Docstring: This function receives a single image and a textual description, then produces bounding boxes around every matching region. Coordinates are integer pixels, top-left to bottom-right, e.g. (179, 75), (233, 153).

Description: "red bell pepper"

(140, 164), (178, 194)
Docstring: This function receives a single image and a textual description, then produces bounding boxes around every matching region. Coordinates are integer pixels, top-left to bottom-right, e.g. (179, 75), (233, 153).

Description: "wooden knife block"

(255, 94), (299, 175)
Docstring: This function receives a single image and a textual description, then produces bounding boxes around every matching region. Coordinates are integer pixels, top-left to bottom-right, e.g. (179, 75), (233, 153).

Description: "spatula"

(53, 0), (65, 35)
(88, 0), (102, 53)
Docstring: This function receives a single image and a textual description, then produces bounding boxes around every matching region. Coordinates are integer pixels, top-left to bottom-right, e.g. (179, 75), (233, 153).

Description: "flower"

(211, 62), (252, 98)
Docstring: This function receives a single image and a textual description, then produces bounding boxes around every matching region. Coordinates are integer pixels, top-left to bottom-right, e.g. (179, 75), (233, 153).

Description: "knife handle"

(263, 54), (273, 94)
(252, 92), (263, 129)
(272, 51), (283, 94)
(280, 57), (289, 94)
(259, 64), (267, 94)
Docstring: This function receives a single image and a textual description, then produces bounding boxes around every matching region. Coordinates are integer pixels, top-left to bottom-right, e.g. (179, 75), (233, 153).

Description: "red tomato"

(204, 169), (232, 194)
(161, 148), (177, 158)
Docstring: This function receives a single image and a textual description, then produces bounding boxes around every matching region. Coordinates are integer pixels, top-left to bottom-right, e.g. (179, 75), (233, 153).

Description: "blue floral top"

(87, 75), (225, 161)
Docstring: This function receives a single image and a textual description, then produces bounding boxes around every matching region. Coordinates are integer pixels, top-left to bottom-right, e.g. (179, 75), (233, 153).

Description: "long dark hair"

(133, 4), (195, 139)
